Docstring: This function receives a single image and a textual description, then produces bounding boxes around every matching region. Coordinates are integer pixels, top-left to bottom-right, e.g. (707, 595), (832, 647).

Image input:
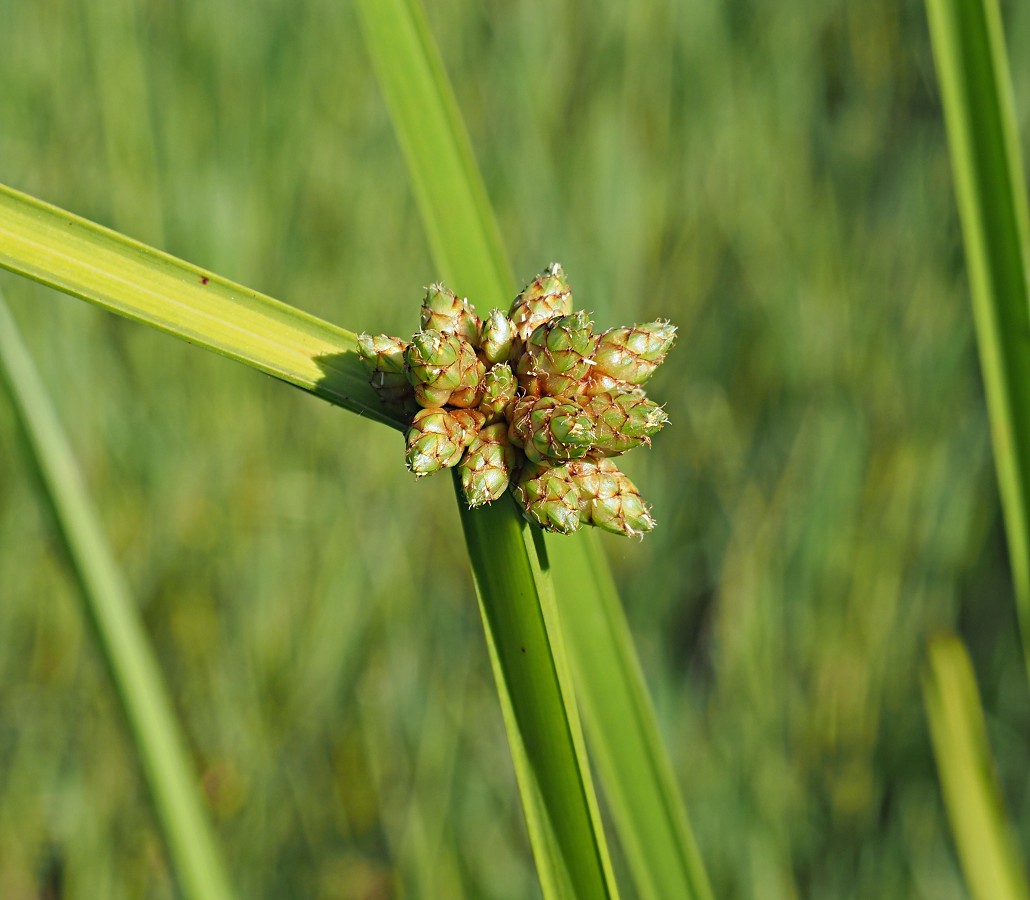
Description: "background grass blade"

(351, 0), (512, 306)
(547, 533), (715, 900)
(358, 0), (712, 896)
(923, 634), (1029, 900)
(0, 294), (236, 900)
(925, 0), (1030, 672)
(0, 182), (403, 430)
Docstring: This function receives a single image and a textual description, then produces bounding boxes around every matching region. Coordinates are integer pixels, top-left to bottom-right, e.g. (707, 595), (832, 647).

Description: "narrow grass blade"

(352, 0), (513, 306)
(0, 295), (236, 900)
(925, 0), (1030, 672)
(0, 182), (403, 430)
(923, 634), (1029, 899)
(547, 533), (715, 900)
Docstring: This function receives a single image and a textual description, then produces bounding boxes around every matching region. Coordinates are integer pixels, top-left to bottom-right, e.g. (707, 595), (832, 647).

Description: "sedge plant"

(0, 1), (712, 896)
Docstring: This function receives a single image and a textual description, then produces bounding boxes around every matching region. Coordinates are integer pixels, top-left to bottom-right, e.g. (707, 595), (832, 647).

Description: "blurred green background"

(2, 0), (1030, 897)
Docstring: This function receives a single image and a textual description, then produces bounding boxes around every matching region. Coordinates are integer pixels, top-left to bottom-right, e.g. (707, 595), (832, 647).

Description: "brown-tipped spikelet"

(520, 396), (597, 463)
(480, 309), (516, 365)
(584, 391), (669, 456)
(592, 320), (677, 386)
(405, 330), (484, 408)
(515, 462), (582, 535)
(568, 458), (655, 536)
(460, 424), (517, 508)
(516, 311), (596, 397)
(421, 283), (482, 346)
(405, 407), (484, 477)
(366, 264), (673, 536)
(508, 263), (573, 345)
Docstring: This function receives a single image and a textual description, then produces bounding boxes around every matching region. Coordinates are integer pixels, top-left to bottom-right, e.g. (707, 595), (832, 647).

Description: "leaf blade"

(0, 182), (404, 429)
(923, 634), (1029, 900)
(925, 0), (1030, 675)
(547, 533), (715, 900)
(455, 487), (614, 899)
(353, 0), (513, 307)
(0, 294), (236, 900)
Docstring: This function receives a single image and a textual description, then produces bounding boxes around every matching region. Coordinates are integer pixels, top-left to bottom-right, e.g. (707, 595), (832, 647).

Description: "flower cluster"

(357, 264), (673, 537)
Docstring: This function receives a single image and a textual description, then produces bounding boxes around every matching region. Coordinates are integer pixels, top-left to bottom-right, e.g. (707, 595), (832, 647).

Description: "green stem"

(455, 485), (618, 898)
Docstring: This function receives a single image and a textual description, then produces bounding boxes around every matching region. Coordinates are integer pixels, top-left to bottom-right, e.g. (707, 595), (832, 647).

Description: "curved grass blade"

(925, 0), (1030, 674)
(0, 182), (404, 430)
(923, 634), (1029, 899)
(0, 294), (236, 900)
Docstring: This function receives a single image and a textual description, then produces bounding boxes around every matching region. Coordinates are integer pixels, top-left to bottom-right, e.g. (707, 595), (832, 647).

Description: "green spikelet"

(405, 407), (484, 477)
(584, 391), (668, 456)
(364, 263), (672, 537)
(522, 396), (597, 463)
(406, 330), (483, 408)
(506, 395), (537, 450)
(578, 370), (634, 398)
(442, 342), (486, 409)
(460, 424), (517, 507)
(568, 458), (655, 536)
(480, 309), (516, 364)
(508, 263), (573, 344)
(357, 332), (407, 373)
(517, 311), (596, 397)
(406, 329), (463, 398)
(420, 283), (482, 346)
(356, 332), (414, 406)
(509, 395), (597, 459)
(514, 461), (582, 535)
(478, 363), (517, 423)
(592, 320), (677, 385)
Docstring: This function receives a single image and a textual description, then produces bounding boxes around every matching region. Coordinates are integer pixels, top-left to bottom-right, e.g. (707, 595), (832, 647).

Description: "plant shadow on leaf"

(531, 524), (551, 572)
(312, 351), (407, 432)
